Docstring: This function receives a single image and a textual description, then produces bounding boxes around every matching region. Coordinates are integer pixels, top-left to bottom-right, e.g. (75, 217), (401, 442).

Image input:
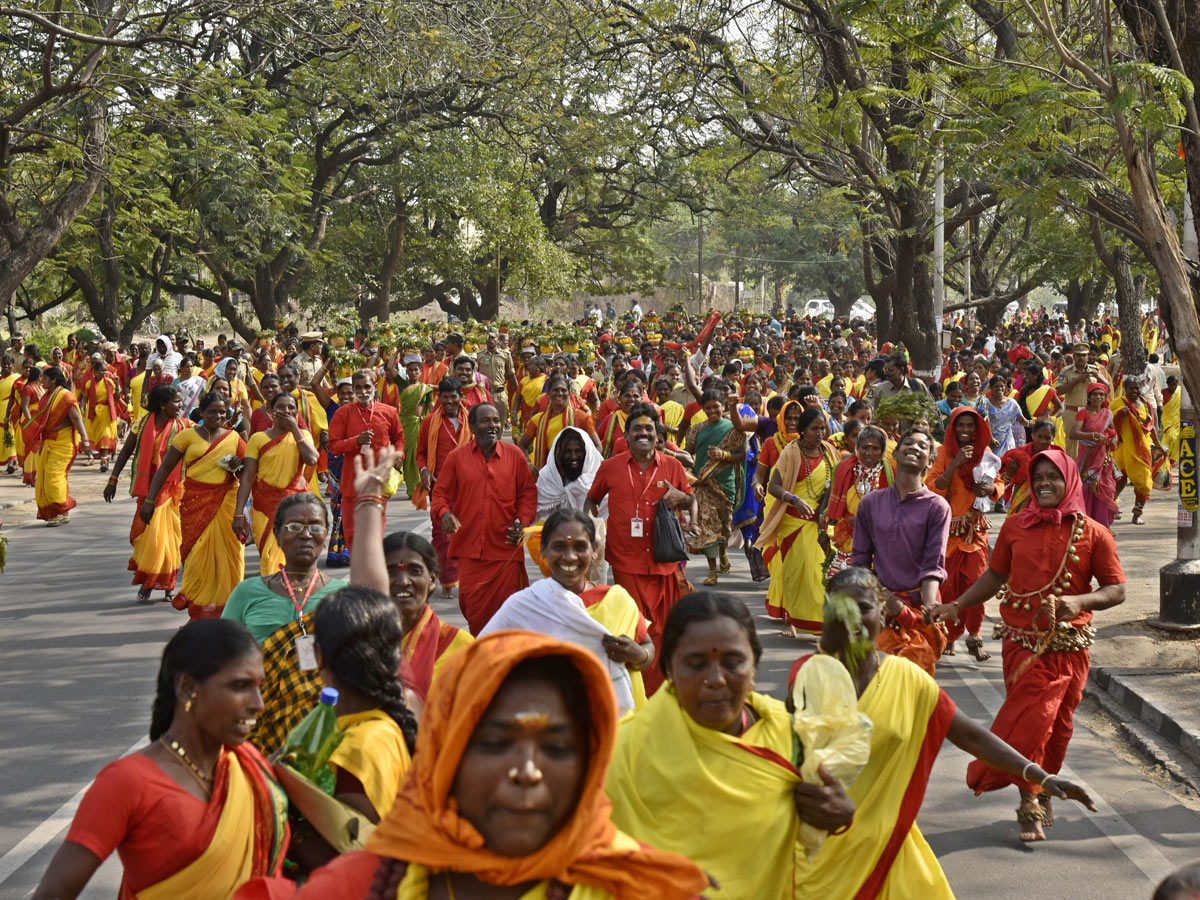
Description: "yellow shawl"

(606, 689), (800, 899)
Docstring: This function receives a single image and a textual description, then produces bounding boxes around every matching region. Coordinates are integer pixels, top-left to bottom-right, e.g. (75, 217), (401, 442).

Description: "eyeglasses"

(281, 523), (328, 537)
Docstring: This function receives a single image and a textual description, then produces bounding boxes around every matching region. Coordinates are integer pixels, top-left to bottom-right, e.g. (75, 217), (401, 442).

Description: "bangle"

(356, 492), (385, 503)
(233, 514), (245, 521)
(1021, 761), (1037, 784)
(1039, 772), (1055, 788)
(107, 475), (119, 485)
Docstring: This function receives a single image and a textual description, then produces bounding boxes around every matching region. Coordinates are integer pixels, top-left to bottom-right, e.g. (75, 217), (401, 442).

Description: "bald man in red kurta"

(432, 423), (537, 634)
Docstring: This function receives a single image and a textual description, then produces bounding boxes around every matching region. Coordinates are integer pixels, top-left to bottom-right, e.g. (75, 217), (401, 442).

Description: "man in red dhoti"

(586, 401), (696, 695)
(431, 402), (536, 634)
(927, 407), (1002, 661)
(327, 368), (404, 553)
(415, 377), (471, 597)
(934, 447), (1124, 842)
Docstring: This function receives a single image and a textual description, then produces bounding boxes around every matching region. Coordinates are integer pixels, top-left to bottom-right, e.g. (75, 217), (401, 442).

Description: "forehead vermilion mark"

(514, 711), (549, 729)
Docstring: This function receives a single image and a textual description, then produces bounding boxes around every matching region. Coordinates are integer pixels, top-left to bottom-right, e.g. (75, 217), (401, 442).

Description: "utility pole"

(734, 255), (741, 309)
(933, 155), (945, 332)
(1153, 178), (1200, 632)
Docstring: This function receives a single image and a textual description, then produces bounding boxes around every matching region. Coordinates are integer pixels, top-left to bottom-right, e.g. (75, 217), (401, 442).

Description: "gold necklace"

(160, 734), (214, 787)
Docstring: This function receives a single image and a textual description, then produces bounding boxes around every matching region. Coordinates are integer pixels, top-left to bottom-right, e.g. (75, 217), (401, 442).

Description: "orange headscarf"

(775, 399), (802, 445)
(365, 631), (708, 899)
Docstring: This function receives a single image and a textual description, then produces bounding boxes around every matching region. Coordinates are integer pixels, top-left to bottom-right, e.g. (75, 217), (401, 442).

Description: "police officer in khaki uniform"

(475, 329), (517, 425)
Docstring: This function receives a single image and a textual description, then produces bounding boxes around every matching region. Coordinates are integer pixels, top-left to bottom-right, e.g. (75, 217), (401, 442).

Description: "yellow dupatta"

(137, 749), (285, 900)
(606, 689), (801, 899)
(1164, 388), (1182, 463)
(328, 709), (412, 819)
(1112, 395), (1154, 495)
(795, 655), (955, 899)
(584, 585), (649, 709)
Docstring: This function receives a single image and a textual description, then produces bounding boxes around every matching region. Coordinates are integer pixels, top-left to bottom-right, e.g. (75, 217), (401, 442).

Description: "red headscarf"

(1087, 382), (1109, 405)
(943, 406), (992, 491)
(1014, 447), (1086, 526)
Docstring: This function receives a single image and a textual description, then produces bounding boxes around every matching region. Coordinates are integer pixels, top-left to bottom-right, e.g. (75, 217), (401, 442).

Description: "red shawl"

(1013, 447), (1086, 527)
(132, 414), (190, 500)
(943, 406), (992, 491)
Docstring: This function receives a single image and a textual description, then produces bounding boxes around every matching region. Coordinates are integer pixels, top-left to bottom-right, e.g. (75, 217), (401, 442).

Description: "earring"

(185, 694), (196, 713)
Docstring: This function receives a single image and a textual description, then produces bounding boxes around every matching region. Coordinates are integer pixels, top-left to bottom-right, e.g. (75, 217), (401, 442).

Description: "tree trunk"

(0, 107), (106, 304)
(1111, 247), (1148, 376)
(888, 188), (939, 375)
(370, 198), (406, 326)
(1117, 116), (1200, 412)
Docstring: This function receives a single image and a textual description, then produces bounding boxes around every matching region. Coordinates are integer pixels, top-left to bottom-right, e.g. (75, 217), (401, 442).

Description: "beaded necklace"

(853, 460), (885, 498)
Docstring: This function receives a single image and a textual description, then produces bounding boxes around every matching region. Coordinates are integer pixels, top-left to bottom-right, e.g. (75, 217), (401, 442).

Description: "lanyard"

(280, 570), (321, 634)
(625, 457), (660, 519)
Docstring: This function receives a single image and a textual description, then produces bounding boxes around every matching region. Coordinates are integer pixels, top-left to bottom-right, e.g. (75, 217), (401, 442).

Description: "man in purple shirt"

(851, 424), (952, 673)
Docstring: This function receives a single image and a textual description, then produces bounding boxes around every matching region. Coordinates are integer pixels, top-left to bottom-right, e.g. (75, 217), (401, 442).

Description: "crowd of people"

(3, 301), (1193, 898)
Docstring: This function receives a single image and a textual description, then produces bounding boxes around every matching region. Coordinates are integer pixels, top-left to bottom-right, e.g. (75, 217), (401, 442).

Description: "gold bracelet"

(1039, 772), (1054, 788)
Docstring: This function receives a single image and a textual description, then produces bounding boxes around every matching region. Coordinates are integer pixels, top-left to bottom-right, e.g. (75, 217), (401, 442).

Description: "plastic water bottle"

(282, 686), (343, 794)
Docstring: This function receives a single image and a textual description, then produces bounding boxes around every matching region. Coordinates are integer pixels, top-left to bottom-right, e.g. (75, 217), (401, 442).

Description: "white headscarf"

(536, 425), (606, 521)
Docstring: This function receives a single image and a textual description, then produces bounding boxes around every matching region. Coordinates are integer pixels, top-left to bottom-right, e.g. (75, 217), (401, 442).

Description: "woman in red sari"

(934, 447), (1124, 841)
(33, 619), (288, 900)
(104, 384), (191, 602)
(826, 424), (892, 572)
(1069, 383), (1119, 528)
(351, 446), (472, 704)
(999, 418), (1057, 516)
(25, 366), (90, 525)
(794, 566), (1096, 893)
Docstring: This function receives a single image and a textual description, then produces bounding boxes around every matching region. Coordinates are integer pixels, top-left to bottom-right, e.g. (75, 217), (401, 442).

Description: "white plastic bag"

(972, 449), (1002, 512)
(790, 655), (874, 860)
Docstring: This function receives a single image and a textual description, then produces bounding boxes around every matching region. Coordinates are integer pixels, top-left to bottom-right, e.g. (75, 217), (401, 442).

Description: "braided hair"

(312, 586), (418, 753)
(149, 620), (259, 741)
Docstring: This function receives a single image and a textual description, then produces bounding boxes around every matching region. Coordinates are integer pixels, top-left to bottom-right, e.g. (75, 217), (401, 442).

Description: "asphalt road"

(0, 466), (1197, 898)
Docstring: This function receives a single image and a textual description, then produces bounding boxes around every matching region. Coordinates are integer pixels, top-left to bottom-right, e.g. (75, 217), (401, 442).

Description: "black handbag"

(652, 498), (689, 563)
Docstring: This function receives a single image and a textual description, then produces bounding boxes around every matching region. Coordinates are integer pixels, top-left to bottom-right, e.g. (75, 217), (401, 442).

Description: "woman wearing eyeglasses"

(222, 492), (347, 753)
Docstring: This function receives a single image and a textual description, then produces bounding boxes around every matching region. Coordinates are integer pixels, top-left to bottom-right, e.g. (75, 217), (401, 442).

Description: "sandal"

(702, 573), (719, 586)
(1131, 511), (1145, 525)
(1017, 798), (1047, 842)
(137, 588), (153, 604)
(965, 634), (991, 661)
(719, 557), (732, 574)
(99, 460), (109, 473)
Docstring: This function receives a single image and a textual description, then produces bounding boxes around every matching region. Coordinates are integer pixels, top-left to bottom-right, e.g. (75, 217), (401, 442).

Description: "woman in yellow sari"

(143, 391), (246, 618)
(242, 631), (708, 899)
(755, 406), (841, 635)
(104, 384), (191, 602)
(519, 374), (600, 470)
(792, 567), (1095, 897)
(234, 392), (318, 576)
(282, 585), (421, 874)
(606, 592), (854, 899)
(25, 366), (90, 525)
(1162, 378), (1182, 464)
(481, 508), (656, 712)
(82, 356), (123, 471)
(1112, 375), (1161, 525)
(33, 619), (288, 900)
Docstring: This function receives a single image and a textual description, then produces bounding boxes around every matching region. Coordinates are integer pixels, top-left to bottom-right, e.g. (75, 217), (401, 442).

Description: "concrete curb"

(1088, 665), (1200, 790)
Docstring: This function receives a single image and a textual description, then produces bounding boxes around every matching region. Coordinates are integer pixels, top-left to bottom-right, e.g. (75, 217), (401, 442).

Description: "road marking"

(951, 666), (1176, 885)
(0, 737), (148, 887)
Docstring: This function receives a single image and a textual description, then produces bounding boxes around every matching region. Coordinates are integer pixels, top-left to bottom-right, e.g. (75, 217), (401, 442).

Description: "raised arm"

(349, 445), (401, 597)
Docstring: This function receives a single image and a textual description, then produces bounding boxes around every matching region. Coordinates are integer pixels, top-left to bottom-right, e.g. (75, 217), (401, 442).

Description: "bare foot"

(966, 634), (991, 661)
(440, 585), (454, 599)
(943, 641), (957, 656)
(1017, 799), (1047, 842)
